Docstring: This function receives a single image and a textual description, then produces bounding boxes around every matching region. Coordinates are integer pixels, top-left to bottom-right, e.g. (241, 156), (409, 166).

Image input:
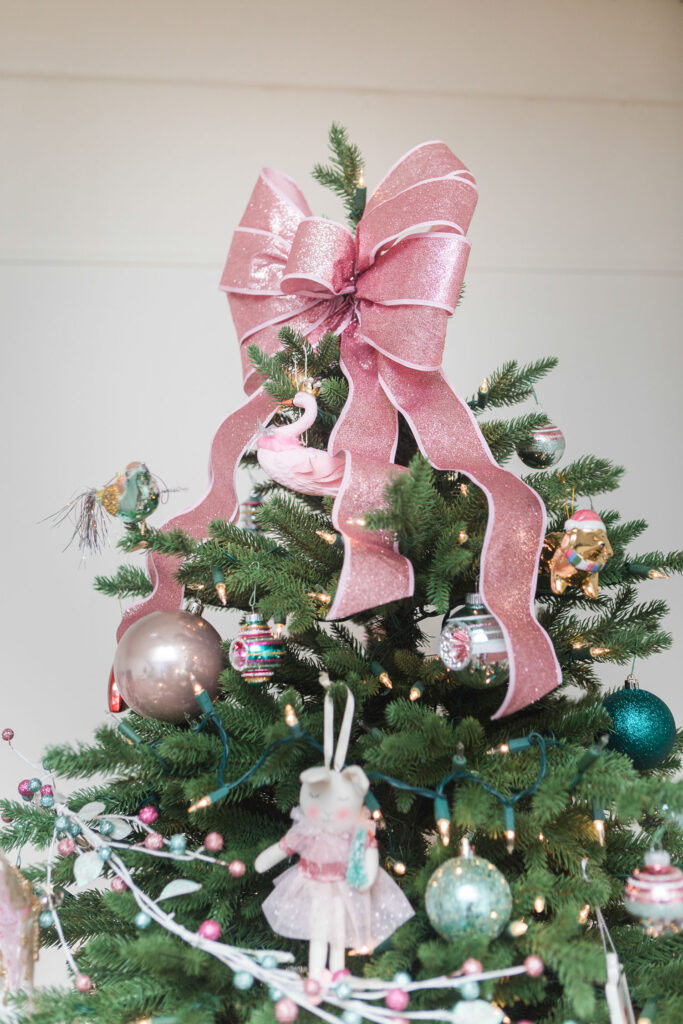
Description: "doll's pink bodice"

(279, 811), (376, 882)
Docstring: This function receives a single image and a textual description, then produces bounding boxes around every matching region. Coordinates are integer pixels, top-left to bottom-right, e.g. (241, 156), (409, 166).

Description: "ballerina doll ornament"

(254, 689), (414, 976)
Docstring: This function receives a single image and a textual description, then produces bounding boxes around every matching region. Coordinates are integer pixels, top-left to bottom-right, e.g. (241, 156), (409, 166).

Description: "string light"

(211, 566), (227, 606)
(648, 569), (667, 579)
(578, 903), (591, 923)
(434, 795), (450, 846)
(508, 919), (528, 937)
(503, 806), (515, 854)
(459, 483), (469, 496)
(477, 378), (489, 409)
(409, 681), (423, 701)
(307, 590), (331, 605)
(592, 800), (606, 846)
(386, 857), (406, 876)
(315, 529), (338, 545)
(537, 832), (545, 842)
(269, 612), (287, 639)
(534, 896), (546, 914)
(457, 530), (468, 544)
(284, 705), (298, 727)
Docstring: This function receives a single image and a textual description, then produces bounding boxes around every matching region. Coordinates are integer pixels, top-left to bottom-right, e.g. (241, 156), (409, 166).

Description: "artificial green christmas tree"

(1, 126), (682, 1024)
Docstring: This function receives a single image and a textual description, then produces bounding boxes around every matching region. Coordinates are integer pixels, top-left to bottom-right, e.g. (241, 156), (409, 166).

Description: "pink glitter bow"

(118, 141), (560, 718)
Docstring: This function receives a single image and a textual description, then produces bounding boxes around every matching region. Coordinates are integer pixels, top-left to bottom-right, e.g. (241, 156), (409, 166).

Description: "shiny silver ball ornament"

(425, 845), (512, 940)
(439, 594), (508, 687)
(516, 421), (566, 469)
(624, 849), (683, 936)
(114, 609), (223, 723)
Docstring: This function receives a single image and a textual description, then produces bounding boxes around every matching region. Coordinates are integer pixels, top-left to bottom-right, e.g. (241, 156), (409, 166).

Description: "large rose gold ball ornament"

(114, 610), (223, 723)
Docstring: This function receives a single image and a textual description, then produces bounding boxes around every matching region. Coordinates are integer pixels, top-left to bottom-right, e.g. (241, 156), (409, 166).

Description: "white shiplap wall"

(1, 0), (681, 986)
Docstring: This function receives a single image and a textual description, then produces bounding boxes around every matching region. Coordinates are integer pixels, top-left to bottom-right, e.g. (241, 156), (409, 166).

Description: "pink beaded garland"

(303, 978), (321, 998)
(385, 989), (409, 1012)
(461, 958), (483, 975)
(198, 919), (221, 940)
(275, 997), (299, 1023)
(17, 779), (31, 797)
(75, 974), (92, 992)
(204, 831), (224, 852)
(144, 832), (164, 851)
(524, 955), (544, 978)
(40, 784), (53, 797)
(228, 860), (246, 877)
(57, 837), (76, 856)
(111, 876), (128, 893)
(2, 728), (14, 742)
(332, 969), (351, 982)
(138, 805), (159, 825)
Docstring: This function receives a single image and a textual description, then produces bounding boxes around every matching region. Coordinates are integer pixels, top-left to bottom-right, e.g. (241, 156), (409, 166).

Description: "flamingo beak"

(280, 399), (294, 407)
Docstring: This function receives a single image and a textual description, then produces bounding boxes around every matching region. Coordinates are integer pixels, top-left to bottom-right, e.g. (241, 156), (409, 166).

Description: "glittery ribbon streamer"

(117, 141), (562, 717)
(116, 388), (276, 641)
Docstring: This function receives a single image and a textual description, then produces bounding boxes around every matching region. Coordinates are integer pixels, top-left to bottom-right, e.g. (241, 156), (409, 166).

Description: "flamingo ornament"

(257, 389), (345, 497)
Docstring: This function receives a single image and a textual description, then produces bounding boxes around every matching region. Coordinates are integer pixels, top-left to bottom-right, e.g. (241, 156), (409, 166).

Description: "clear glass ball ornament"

(439, 594), (509, 688)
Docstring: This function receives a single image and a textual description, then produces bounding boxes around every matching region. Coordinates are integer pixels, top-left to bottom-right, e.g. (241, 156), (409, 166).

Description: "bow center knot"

(280, 217), (356, 299)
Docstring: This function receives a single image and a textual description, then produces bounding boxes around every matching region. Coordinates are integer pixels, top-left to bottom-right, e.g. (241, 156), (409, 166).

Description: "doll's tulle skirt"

(262, 866), (414, 949)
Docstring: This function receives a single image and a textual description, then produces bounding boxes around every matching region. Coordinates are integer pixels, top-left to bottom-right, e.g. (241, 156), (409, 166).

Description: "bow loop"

(281, 218), (356, 298)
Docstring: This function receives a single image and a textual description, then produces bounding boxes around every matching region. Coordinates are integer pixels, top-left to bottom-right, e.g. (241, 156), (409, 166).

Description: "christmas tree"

(1, 125), (682, 1024)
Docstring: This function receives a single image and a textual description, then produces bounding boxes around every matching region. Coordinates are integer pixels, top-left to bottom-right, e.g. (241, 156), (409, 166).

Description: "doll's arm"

(254, 840), (290, 874)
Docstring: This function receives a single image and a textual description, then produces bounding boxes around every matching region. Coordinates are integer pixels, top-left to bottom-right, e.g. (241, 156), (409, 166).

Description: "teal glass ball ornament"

(233, 971), (254, 990)
(603, 677), (676, 770)
(425, 849), (512, 940)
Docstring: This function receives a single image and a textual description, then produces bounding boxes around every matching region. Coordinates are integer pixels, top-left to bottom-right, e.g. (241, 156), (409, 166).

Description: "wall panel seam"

(1, 71), (682, 108)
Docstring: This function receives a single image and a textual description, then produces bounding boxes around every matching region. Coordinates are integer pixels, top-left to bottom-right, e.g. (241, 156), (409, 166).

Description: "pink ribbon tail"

(378, 358), (562, 718)
(117, 388), (277, 641)
(327, 328), (414, 620)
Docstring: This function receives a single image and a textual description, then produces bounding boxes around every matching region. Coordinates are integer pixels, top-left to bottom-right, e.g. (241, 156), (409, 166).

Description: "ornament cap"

(185, 596), (205, 616)
(644, 849), (671, 869)
(465, 593), (486, 610)
(245, 611), (265, 625)
(624, 674), (640, 690)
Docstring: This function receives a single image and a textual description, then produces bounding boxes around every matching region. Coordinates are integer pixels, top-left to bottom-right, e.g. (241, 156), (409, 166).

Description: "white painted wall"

(1, 0), (681, 986)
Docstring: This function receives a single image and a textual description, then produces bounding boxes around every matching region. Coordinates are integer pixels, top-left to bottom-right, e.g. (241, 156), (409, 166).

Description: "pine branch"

(483, 357), (559, 408)
(94, 564), (154, 599)
(311, 123), (364, 227)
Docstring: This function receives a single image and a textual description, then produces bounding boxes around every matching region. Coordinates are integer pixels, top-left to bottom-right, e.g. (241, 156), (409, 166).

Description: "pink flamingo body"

(257, 392), (345, 497)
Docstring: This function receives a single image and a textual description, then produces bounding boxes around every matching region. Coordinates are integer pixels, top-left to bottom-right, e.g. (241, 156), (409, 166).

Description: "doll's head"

(299, 764), (369, 834)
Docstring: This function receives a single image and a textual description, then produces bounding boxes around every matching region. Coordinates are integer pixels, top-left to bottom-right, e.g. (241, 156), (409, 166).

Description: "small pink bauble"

(461, 958), (483, 975)
(303, 978), (321, 998)
(524, 955), (544, 978)
(111, 876), (128, 893)
(40, 784), (53, 797)
(332, 969), (351, 982)
(385, 989), (409, 1012)
(2, 728), (14, 741)
(229, 860), (246, 877)
(58, 837), (76, 856)
(198, 919), (221, 941)
(204, 831), (224, 852)
(75, 974), (92, 992)
(138, 805), (158, 825)
(144, 832), (164, 851)
(275, 997), (299, 1023)
(17, 779), (31, 797)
